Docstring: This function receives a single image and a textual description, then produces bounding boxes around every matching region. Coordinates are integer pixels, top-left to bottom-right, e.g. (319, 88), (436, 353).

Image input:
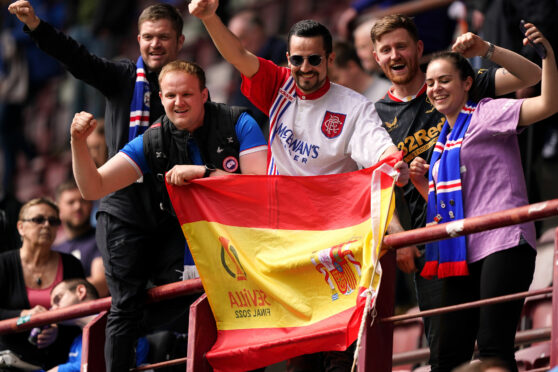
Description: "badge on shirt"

(223, 156), (239, 172)
(321, 111), (346, 139)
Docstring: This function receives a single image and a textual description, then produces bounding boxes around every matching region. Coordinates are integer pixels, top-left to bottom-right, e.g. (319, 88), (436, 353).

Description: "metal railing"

(1, 200), (557, 371)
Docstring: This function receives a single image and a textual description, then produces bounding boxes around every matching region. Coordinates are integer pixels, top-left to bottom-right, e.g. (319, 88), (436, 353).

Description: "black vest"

(143, 102), (248, 213)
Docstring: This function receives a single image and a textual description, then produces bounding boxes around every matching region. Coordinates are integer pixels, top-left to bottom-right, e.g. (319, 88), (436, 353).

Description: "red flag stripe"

(166, 153), (400, 230)
(206, 307), (360, 371)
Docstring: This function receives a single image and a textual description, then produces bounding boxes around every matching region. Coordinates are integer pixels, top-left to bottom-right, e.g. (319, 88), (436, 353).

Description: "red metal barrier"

(82, 311), (108, 372)
(383, 199), (558, 250)
(1, 201), (557, 371)
(0, 278), (203, 335)
(552, 227), (558, 366)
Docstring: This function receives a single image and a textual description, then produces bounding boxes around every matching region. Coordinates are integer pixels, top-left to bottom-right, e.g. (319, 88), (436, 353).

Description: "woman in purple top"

(408, 24), (558, 371)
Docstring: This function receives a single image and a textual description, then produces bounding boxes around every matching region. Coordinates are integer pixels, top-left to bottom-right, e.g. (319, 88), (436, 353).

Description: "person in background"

(227, 8), (287, 134)
(352, 18), (382, 74)
(85, 119), (107, 228)
(85, 118), (108, 169)
(337, 0), (456, 56)
(408, 24), (556, 372)
(53, 180), (108, 297)
(0, 197), (84, 370)
(46, 278), (148, 372)
(329, 40), (391, 102)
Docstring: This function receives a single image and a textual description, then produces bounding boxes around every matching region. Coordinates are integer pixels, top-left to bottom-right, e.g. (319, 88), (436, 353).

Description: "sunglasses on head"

(22, 215), (61, 226)
(289, 54), (323, 67)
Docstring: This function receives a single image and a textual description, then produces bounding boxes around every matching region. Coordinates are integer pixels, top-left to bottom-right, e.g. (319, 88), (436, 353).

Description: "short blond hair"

(18, 197), (59, 221)
(158, 60), (206, 91)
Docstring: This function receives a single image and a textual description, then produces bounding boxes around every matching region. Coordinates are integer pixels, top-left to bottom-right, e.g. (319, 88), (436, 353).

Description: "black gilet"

(143, 101), (247, 213)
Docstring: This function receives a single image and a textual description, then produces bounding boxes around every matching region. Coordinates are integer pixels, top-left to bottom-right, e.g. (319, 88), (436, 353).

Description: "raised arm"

(452, 32), (541, 96)
(189, 0), (260, 78)
(8, 0), (40, 31)
(517, 24), (558, 126)
(71, 112), (139, 200)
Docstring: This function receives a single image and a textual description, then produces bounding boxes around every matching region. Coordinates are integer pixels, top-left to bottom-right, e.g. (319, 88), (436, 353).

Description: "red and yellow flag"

(166, 154), (399, 371)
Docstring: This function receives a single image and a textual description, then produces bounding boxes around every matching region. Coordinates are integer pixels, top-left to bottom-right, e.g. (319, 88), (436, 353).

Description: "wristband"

(483, 42), (495, 60)
(203, 164), (216, 178)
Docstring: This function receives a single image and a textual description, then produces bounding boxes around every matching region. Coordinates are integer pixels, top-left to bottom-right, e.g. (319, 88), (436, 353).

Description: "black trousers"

(416, 243), (536, 372)
(96, 212), (190, 372)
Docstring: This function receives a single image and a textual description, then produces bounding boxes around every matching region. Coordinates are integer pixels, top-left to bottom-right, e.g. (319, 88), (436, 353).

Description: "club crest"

(321, 111), (346, 139)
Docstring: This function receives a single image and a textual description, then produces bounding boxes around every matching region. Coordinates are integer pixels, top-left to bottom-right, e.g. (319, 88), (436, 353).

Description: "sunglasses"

(22, 215), (62, 226)
(289, 54), (323, 67)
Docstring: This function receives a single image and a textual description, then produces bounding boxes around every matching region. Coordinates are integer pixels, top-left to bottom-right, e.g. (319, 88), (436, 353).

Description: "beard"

(65, 218), (90, 234)
(294, 71), (325, 94)
(384, 56), (420, 85)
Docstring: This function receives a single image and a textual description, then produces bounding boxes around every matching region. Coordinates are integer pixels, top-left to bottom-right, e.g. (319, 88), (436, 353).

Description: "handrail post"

(551, 227), (558, 366)
(359, 251), (395, 371)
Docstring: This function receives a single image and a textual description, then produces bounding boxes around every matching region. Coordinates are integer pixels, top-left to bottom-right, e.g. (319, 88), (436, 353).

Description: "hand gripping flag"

(166, 153), (400, 371)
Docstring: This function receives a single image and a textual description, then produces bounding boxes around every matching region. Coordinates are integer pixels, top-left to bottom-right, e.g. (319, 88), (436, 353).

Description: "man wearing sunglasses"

(190, 1), (410, 370)
(190, 0), (406, 178)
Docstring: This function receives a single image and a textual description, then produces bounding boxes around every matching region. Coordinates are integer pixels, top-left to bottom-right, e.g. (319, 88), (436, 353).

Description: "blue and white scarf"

(129, 57), (151, 141)
(421, 101), (477, 279)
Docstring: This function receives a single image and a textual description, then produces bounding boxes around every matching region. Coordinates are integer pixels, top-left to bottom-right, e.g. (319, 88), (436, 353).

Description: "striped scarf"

(420, 101), (477, 279)
(129, 57), (150, 141)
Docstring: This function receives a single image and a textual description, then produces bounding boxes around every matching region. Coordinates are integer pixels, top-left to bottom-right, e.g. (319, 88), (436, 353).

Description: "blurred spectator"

(48, 278), (148, 372)
(454, 358), (511, 372)
(53, 180), (108, 297)
(85, 118), (107, 227)
(337, 0), (456, 55)
(330, 40), (391, 101)
(353, 17), (382, 73)
(0, 192), (23, 253)
(65, 0), (136, 118)
(1, 0), (73, 197)
(85, 118), (107, 168)
(467, 0), (558, 66)
(0, 8), (31, 197)
(466, 0), (558, 162)
(0, 197), (84, 370)
(227, 8), (286, 133)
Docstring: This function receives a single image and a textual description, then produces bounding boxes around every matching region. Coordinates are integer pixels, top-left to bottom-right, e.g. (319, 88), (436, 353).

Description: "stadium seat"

(515, 341), (550, 371)
(393, 307), (424, 371)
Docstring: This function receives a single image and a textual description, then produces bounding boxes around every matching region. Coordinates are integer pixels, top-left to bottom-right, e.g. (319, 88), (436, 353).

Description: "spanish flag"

(166, 154), (399, 371)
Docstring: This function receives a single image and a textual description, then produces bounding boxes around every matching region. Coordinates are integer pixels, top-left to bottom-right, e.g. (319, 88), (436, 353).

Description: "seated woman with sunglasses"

(0, 197), (84, 370)
(409, 23), (557, 371)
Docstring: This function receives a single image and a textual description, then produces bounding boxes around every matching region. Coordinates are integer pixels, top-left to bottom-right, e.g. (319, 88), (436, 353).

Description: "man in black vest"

(70, 59), (267, 228)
